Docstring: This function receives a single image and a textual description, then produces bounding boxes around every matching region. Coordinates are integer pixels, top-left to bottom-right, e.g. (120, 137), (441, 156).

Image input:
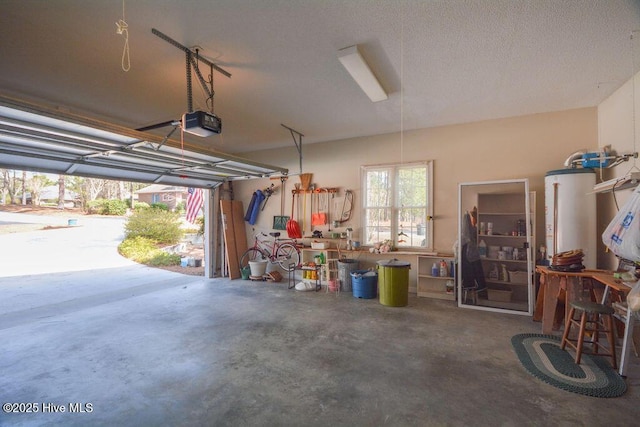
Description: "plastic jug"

(431, 263), (439, 277)
(439, 260), (448, 277)
(478, 240), (487, 258)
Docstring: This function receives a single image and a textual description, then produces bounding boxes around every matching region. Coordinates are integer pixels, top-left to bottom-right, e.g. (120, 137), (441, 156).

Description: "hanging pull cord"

(116, 19), (130, 71)
(115, 0), (130, 72)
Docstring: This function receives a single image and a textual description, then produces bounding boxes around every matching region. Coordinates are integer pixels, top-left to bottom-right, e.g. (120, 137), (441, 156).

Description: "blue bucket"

(351, 270), (377, 299)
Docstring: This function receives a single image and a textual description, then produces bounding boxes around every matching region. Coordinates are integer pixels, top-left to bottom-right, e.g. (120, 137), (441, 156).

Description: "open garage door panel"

(0, 95), (288, 188)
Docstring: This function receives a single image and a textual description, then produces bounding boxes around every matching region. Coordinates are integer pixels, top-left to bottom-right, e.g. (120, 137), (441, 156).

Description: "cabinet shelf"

(417, 254), (456, 301)
(478, 234), (528, 239)
(417, 274), (454, 280)
(418, 290), (455, 301)
(479, 212), (526, 216)
(481, 257), (527, 263)
(485, 279), (528, 286)
(476, 299), (528, 311)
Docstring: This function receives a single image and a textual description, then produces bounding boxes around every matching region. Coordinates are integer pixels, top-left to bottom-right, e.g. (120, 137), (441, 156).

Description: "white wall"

(234, 108), (598, 265)
(597, 71), (640, 269)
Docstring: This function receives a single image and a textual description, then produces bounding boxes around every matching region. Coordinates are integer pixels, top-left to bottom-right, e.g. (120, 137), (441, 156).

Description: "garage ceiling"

(1, 0), (640, 162)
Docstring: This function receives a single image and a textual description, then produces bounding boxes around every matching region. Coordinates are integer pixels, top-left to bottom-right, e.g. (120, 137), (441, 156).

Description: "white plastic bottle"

(439, 260), (448, 277)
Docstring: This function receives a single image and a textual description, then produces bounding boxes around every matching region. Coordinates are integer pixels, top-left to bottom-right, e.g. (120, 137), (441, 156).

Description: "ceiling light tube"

(338, 45), (388, 102)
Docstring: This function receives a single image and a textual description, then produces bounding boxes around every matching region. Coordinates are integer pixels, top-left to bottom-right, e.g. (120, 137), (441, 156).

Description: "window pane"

(397, 166), (428, 248)
(397, 207), (428, 247)
(366, 170), (390, 207)
(365, 208), (391, 245)
(398, 166), (427, 208)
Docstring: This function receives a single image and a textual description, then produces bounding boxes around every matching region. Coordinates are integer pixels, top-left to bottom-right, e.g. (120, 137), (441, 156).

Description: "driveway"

(0, 212), (133, 277)
(0, 211), (214, 426)
(0, 211), (194, 322)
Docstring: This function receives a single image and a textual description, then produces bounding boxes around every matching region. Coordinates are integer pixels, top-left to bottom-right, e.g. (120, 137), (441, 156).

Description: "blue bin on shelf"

(351, 270), (378, 299)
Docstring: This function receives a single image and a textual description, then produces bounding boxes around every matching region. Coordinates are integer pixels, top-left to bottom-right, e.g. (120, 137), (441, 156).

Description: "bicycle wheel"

(276, 242), (301, 272)
(240, 248), (268, 270)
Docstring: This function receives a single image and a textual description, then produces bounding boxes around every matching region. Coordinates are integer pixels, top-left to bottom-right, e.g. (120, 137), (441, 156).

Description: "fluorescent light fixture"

(338, 45), (388, 102)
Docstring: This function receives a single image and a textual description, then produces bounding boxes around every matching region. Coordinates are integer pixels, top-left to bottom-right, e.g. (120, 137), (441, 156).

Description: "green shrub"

(145, 251), (181, 266)
(86, 199), (127, 215)
(134, 201), (150, 210)
(103, 199), (127, 215)
(86, 199), (103, 214)
(124, 208), (183, 244)
(196, 216), (205, 236)
(117, 236), (181, 266)
(150, 202), (168, 211)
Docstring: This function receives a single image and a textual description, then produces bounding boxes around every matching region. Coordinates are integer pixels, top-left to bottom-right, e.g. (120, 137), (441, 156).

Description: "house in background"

(135, 184), (188, 211)
(39, 186), (79, 208)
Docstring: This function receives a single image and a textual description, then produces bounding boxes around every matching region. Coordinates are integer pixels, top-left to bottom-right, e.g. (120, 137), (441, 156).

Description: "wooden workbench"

(534, 266), (630, 333)
(535, 265), (638, 376)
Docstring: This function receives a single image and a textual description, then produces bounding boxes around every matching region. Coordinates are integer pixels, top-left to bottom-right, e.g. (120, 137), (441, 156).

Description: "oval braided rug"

(511, 333), (626, 398)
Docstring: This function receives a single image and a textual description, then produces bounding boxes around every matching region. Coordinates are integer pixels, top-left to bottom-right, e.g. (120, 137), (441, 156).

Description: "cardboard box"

(488, 289), (512, 302)
(508, 270), (528, 284)
(311, 241), (329, 249)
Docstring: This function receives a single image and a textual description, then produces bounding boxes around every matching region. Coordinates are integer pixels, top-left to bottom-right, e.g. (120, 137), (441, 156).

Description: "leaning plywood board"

(220, 200), (248, 279)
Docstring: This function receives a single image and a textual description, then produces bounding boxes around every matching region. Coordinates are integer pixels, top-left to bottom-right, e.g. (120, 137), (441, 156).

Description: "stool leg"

(593, 313), (600, 355)
(561, 307), (576, 350)
(605, 314), (618, 370)
(575, 310), (588, 364)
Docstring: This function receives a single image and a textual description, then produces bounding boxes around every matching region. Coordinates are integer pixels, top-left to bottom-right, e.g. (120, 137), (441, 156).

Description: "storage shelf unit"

(417, 254), (455, 301)
(301, 247), (340, 284)
(476, 190), (535, 313)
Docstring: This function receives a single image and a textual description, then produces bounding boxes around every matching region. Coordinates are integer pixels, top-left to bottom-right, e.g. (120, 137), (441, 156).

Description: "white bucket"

(249, 260), (268, 276)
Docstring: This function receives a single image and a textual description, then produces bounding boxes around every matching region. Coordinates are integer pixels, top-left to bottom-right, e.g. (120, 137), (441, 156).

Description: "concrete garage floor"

(1, 271), (640, 426)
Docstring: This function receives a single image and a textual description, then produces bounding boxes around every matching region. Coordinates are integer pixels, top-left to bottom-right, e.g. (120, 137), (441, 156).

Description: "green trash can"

(377, 259), (411, 307)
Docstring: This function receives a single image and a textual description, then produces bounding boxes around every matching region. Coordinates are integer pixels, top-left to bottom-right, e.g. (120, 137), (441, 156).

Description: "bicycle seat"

(269, 232), (281, 238)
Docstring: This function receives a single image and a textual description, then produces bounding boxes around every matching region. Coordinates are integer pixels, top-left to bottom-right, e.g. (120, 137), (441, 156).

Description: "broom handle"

(281, 180), (285, 216)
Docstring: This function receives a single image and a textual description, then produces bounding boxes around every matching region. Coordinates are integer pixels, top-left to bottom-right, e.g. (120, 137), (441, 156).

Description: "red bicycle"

(240, 232), (301, 272)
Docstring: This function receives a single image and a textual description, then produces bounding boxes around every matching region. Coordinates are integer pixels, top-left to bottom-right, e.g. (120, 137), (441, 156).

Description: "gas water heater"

(544, 168), (597, 269)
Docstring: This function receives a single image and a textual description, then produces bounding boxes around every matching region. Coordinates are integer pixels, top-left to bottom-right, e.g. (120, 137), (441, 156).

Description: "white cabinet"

(417, 254), (455, 300)
(459, 180), (535, 315)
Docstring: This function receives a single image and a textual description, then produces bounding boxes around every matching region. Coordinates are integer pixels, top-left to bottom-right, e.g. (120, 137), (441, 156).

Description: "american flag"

(185, 187), (203, 223)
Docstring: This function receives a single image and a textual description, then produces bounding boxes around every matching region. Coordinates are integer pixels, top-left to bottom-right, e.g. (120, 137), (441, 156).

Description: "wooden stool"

(560, 300), (617, 369)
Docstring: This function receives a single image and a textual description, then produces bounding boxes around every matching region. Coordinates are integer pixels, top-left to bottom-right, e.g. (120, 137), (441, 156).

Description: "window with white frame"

(362, 161), (433, 249)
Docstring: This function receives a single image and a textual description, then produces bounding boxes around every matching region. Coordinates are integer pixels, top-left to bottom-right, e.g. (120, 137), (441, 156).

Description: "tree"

(57, 175), (65, 209)
(68, 176), (87, 209)
(29, 174), (54, 206)
(0, 169), (8, 204)
(67, 177), (108, 210)
(1, 169), (18, 204)
(21, 170), (27, 205)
